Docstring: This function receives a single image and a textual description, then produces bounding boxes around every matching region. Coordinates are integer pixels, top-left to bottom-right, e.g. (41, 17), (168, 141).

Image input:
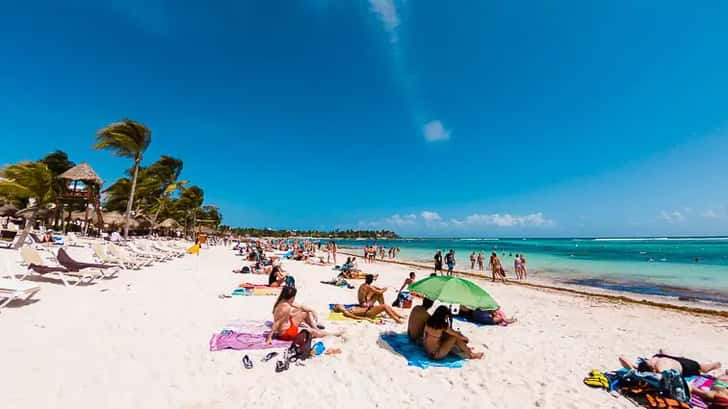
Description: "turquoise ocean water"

(336, 238), (728, 304)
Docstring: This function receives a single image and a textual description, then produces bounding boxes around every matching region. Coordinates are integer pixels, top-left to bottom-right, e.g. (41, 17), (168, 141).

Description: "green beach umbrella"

(408, 276), (499, 310)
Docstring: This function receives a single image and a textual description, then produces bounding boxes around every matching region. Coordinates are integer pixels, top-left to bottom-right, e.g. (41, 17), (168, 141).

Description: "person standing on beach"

(331, 240), (337, 265)
(490, 252), (506, 282)
(520, 254), (528, 280)
(445, 249), (456, 276)
(514, 254), (522, 280)
(477, 252), (484, 271)
(434, 250), (443, 275)
(470, 251), (476, 270)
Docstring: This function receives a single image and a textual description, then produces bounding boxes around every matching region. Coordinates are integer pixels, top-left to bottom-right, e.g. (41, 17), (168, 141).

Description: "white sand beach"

(1, 245), (726, 409)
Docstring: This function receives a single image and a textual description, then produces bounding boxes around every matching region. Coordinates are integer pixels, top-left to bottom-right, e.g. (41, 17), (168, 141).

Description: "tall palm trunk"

(123, 155), (141, 239)
(13, 208), (38, 249)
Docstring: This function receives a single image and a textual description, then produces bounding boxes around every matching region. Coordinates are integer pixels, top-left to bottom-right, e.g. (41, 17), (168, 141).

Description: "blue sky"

(2, 1), (728, 237)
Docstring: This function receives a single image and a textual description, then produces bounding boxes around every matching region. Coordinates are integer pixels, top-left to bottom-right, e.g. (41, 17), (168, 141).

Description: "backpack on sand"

(289, 329), (312, 361)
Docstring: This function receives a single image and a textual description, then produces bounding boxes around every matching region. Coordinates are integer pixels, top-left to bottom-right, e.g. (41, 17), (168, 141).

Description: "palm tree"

(94, 119), (152, 239)
(0, 162), (54, 249)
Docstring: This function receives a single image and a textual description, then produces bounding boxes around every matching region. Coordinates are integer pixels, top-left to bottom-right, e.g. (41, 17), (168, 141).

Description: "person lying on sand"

(252, 262), (273, 275)
(689, 371), (728, 407)
(358, 274), (387, 306)
(321, 278), (355, 289)
(407, 297), (434, 343)
(267, 287), (342, 344)
(619, 351), (721, 377)
(332, 303), (404, 324)
(458, 306), (517, 326)
(423, 306), (484, 360)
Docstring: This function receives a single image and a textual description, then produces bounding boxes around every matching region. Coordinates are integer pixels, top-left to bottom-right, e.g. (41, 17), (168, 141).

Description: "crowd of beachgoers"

(222, 237), (727, 408)
(2, 234), (727, 408)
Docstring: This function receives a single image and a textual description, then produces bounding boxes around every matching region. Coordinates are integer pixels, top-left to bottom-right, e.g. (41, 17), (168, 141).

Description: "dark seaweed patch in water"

(563, 278), (728, 304)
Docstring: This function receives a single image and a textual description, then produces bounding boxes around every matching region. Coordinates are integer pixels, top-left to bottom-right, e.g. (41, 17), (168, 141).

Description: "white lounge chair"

(108, 244), (153, 269)
(93, 244), (129, 270)
(0, 278), (40, 311)
(129, 242), (169, 262)
(18, 247), (99, 287)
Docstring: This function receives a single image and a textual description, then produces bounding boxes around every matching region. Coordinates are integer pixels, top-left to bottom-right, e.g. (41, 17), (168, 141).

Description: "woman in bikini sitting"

(268, 265), (287, 287)
(423, 306), (484, 360)
(332, 303), (404, 324)
(266, 287), (342, 343)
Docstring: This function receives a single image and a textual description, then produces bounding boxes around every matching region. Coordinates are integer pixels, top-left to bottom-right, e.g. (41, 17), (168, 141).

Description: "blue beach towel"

(379, 332), (465, 369)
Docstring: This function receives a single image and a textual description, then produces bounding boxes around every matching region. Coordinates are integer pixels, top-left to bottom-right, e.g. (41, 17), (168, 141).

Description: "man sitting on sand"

(423, 306), (484, 360)
(619, 351), (721, 377)
(267, 287), (341, 343)
(407, 297), (434, 342)
(332, 303), (404, 324)
(358, 274), (387, 306)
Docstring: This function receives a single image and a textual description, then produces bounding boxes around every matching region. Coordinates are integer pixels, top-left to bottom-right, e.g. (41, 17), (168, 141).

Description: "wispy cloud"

(455, 212), (554, 227)
(359, 210), (554, 230)
(360, 213), (417, 228)
(702, 206), (725, 219)
(420, 210), (442, 222)
(660, 210), (686, 223)
(423, 120), (450, 142)
(366, 0), (450, 142)
(368, 0), (400, 42)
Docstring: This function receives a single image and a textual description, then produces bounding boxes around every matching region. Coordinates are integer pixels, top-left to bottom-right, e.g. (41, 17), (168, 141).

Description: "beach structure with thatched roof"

(56, 162), (104, 233)
(158, 218), (180, 229)
(58, 162), (104, 186)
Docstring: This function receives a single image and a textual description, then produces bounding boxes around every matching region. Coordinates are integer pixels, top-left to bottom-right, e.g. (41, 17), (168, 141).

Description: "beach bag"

(658, 370), (690, 402)
(284, 276), (296, 288)
(289, 329), (312, 360)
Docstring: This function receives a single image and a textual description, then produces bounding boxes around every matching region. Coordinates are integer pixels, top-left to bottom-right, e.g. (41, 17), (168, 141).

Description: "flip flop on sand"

(261, 352), (278, 362)
(275, 360), (289, 373)
(242, 355), (253, 369)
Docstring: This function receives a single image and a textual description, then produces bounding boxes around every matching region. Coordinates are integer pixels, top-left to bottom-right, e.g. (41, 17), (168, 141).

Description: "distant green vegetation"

(217, 226), (399, 239)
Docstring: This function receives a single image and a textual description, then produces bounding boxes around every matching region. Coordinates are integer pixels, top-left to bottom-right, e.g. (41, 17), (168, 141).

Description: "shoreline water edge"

(336, 236), (728, 312)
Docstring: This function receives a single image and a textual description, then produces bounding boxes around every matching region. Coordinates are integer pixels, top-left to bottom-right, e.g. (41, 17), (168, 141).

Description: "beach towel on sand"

(327, 304), (385, 323)
(231, 287), (280, 296)
(379, 332), (465, 369)
(210, 320), (288, 351)
(327, 312), (384, 324)
(686, 376), (715, 409)
(209, 331), (289, 351)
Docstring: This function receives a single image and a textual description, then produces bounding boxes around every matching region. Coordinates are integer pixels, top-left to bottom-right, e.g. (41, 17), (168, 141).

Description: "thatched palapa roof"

(158, 218), (179, 228)
(58, 162), (103, 186)
(101, 211), (139, 228)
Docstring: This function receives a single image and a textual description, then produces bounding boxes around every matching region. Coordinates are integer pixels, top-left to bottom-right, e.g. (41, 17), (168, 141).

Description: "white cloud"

(358, 210), (553, 231)
(702, 209), (719, 218)
(361, 213), (417, 228)
(420, 211), (442, 222)
(368, 0), (400, 42)
(423, 120), (450, 142)
(660, 210), (685, 223)
(457, 212), (553, 227)
(386, 213), (417, 226)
